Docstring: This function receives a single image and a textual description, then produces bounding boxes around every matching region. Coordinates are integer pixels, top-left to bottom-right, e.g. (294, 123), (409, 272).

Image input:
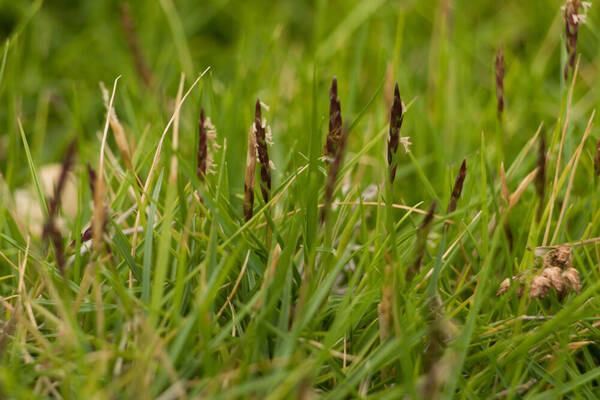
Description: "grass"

(1, 0), (600, 398)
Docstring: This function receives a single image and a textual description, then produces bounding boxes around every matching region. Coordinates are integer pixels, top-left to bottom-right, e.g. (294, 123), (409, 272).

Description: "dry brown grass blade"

(507, 167), (538, 212)
(216, 251), (250, 318)
(94, 76), (120, 251)
(101, 82), (133, 170)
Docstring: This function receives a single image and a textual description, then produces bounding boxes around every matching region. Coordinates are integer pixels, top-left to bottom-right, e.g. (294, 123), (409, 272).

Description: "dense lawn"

(1, 0), (600, 398)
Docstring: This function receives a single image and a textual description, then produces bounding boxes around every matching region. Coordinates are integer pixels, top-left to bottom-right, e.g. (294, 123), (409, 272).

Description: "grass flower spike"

(324, 77), (342, 163)
(387, 83), (409, 183)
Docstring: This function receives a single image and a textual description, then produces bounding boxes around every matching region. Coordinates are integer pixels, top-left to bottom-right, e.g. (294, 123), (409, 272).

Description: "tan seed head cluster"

(498, 245), (581, 299)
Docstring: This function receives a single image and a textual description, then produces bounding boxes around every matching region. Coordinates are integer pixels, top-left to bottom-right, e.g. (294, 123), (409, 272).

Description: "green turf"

(1, 0), (600, 398)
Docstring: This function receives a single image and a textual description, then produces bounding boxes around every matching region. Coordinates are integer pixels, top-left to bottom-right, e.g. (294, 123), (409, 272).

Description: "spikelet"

(387, 83), (405, 183)
(562, 267), (581, 293)
(243, 125), (257, 221)
(536, 132), (547, 220)
(254, 99), (272, 203)
(542, 267), (564, 293)
(563, 1), (591, 79)
(447, 159), (467, 214)
(324, 77), (342, 163)
(495, 43), (505, 117)
(543, 245), (572, 269)
(530, 274), (552, 299)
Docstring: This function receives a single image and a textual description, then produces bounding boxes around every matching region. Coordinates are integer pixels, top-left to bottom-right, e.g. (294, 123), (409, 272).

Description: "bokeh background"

(0, 0), (598, 205)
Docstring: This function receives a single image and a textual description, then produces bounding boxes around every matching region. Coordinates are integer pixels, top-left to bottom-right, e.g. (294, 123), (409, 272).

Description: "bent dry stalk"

(324, 77), (342, 163)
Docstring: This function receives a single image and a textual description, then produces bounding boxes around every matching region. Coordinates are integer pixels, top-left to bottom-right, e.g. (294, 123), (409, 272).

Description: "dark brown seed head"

(536, 133), (547, 220)
(243, 125), (257, 221)
(594, 138), (600, 177)
(495, 44), (505, 117)
(564, 0), (581, 80)
(197, 108), (207, 181)
(447, 159), (467, 214)
(254, 99), (271, 203)
(324, 77), (342, 163)
(387, 83), (404, 183)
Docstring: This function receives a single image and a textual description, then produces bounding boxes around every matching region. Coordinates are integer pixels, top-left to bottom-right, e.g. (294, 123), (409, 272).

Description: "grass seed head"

(563, 0), (590, 80)
(324, 77), (342, 163)
(530, 274), (552, 299)
(497, 278), (511, 296)
(254, 98), (272, 203)
(387, 83), (404, 183)
(536, 132), (547, 220)
(243, 124), (257, 221)
(543, 245), (572, 269)
(198, 108), (207, 181)
(495, 43), (505, 117)
(447, 159), (467, 214)
(542, 266), (564, 293)
(562, 267), (581, 292)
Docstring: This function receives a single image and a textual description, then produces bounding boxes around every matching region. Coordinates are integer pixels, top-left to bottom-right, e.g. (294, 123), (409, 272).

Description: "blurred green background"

(0, 0), (598, 204)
